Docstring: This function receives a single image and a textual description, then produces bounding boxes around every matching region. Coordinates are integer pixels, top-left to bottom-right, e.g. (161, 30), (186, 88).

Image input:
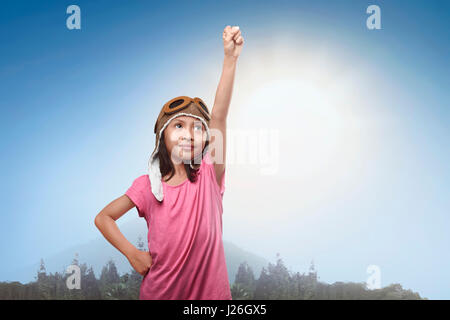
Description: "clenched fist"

(127, 248), (153, 276)
(223, 25), (244, 58)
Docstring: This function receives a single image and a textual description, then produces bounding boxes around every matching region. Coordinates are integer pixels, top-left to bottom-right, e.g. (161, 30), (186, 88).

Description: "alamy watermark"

(66, 264), (81, 289)
(65, 5), (382, 31)
(66, 5), (81, 30)
(366, 5), (381, 30)
(168, 124), (280, 175)
(366, 264), (381, 289)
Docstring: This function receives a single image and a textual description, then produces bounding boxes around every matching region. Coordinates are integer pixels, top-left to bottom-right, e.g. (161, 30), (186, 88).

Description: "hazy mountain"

(2, 219), (269, 285)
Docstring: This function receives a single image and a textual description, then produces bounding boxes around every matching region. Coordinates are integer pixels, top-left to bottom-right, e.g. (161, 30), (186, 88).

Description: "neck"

(172, 160), (187, 177)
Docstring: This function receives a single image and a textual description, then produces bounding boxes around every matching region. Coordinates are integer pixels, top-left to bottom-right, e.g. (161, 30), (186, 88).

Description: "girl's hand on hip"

(223, 25), (244, 58)
(127, 248), (153, 276)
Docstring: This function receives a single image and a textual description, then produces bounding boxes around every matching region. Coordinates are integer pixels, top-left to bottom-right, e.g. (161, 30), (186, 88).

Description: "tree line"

(0, 248), (424, 300)
(231, 254), (424, 300)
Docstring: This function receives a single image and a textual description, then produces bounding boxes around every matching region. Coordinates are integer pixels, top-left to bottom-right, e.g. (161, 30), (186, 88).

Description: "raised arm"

(209, 25), (244, 187)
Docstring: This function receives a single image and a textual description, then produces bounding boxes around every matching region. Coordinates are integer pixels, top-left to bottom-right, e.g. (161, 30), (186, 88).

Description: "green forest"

(0, 251), (425, 300)
(0, 239), (425, 300)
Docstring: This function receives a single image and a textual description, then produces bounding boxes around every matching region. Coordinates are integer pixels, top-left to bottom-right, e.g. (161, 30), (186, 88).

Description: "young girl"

(94, 25), (244, 300)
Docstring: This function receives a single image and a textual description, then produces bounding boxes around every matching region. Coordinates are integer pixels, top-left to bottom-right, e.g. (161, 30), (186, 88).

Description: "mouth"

(180, 144), (194, 150)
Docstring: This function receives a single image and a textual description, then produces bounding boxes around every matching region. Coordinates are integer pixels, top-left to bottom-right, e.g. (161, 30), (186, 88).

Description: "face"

(163, 116), (207, 165)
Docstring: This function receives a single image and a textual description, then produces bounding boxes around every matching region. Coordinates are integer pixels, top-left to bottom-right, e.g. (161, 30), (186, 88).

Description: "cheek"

(163, 132), (175, 154)
(165, 128), (182, 143)
(191, 130), (202, 144)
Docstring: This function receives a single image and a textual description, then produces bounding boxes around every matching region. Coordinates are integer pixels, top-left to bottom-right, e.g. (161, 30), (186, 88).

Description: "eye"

(194, 124), (202, 131)
(175, 123), (182, 129)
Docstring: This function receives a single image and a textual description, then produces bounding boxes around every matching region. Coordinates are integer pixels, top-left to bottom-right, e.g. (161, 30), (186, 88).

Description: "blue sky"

(1, 0), (449, 299)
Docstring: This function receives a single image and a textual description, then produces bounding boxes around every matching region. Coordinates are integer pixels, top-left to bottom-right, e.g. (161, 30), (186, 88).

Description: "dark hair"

(157, 134), (209, 183)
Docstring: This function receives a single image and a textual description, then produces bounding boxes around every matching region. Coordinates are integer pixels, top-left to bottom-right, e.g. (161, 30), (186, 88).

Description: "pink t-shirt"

(125, 151), (232, 300)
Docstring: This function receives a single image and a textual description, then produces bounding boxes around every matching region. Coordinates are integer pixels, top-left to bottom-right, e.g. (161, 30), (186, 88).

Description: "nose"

(181, 120), (202, 143)
(181, 129), (193, 143)
(181, 130), (193, 143)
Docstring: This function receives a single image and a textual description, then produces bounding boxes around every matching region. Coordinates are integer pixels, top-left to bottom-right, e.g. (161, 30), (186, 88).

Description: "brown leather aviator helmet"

(148, 96), (211, 202)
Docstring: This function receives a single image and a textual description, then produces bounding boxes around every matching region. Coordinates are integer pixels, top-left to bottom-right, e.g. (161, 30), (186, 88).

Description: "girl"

(94, 25), (244, 300)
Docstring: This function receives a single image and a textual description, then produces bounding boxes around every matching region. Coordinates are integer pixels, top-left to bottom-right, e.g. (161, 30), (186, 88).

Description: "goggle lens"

(197, 100), (209, 115)
(168, 99), (185, 110)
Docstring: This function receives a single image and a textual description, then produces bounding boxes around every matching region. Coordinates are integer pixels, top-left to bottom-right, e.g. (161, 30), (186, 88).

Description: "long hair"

(157, 134), (209, 183)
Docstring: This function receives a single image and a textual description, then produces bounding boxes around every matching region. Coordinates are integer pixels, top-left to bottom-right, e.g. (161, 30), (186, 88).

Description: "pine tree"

(254, 267), (271, 299)
(82, 266), (101, 299)
(36, 258), (52, 299)
(72, 252), (79, 266)
(100, 259), (120, 284)
(100, 259), (121, 299)
(137, 235), (147, 252)
(266, 253), (291, 299)
(231, 261), (255, 299)
(308, 259), (318, 282)
(126, 268), (142, 300)
(37, 258), (46, 281)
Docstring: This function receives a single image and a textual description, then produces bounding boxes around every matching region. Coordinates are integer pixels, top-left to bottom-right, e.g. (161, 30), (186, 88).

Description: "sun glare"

(231, 42), (370, 200)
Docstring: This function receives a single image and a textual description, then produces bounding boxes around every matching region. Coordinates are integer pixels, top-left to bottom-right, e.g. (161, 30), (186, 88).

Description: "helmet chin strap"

(189, 161), (198, 170)
(149, 112), (211, 202)
(189, 149), (203, 169)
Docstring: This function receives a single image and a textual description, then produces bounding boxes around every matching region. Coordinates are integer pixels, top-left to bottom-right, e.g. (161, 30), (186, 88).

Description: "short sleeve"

(203, 151), (226, 197)
(125, 175), (149, 218)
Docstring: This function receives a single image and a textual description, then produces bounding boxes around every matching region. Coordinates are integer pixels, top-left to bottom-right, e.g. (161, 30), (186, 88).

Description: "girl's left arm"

(210, 25), (244, 187)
